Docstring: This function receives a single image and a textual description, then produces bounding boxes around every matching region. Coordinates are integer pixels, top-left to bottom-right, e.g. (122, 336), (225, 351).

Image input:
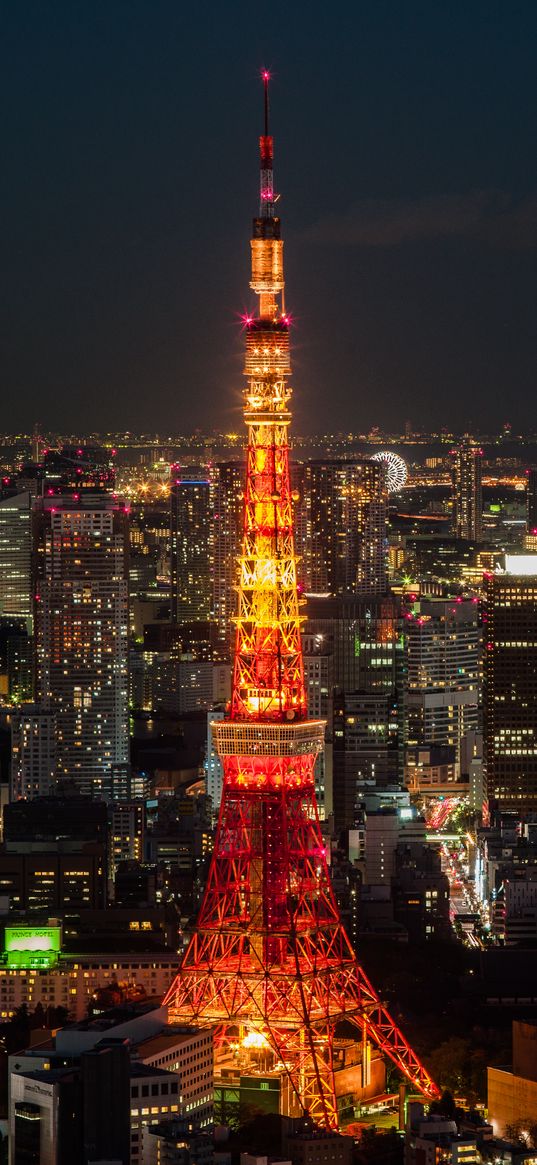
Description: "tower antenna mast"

(263, 68), (270, 135)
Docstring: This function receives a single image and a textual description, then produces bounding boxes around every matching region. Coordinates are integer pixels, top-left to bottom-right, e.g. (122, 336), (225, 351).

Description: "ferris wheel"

(371, 450), (408, 493)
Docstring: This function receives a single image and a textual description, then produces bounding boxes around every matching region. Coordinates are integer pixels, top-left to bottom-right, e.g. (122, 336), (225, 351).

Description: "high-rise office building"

(10, 703), (57, 800)
(451, 439), (483, 541)
(0, 491), (32, 623)
(170, 465), (213, 623)
(33, 494), (129, 796)
(302, 632), (334, 819)
(527, 469), (537, 535)
(405, 596), (481, 761)
(110, 801), (144, 874)
(2, 794), (108, 912)
(212, 460), (243, 651)
(484, 556), (537, 812)
(306, 593), (403, 833)
(305, 593), (401, 694)
(333, 691), (400, 831)
(0, 617), (32, 702)
(295, 460), (387, 595)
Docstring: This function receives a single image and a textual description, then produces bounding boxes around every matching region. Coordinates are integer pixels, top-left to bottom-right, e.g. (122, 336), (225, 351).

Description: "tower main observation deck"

(163, 74), (439, 1128)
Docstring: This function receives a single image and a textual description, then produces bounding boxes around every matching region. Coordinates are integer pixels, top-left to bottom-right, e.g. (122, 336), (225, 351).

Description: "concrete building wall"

(488, 1068), (537, 1137)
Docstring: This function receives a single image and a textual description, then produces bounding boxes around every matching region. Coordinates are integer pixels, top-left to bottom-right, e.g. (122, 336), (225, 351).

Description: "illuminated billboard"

(4, 926), (61, 969)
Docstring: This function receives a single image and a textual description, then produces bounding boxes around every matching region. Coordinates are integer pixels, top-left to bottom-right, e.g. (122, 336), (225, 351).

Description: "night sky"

(3, 1), (537, 435)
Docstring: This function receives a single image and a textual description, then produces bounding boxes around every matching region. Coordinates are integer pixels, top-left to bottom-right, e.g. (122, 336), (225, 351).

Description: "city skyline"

(3, 9), (537, 1157)
(3, 3), (537, 433)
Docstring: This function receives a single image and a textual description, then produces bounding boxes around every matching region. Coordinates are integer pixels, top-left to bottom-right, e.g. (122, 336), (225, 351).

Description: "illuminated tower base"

(165, 721), (438, 1127)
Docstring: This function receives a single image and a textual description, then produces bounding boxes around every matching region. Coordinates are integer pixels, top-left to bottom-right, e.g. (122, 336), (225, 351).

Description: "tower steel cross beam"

(163, 73), (439, 1130)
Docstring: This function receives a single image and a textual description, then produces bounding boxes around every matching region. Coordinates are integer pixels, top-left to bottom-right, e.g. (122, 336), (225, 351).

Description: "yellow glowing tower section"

(232, 73), (306, 725)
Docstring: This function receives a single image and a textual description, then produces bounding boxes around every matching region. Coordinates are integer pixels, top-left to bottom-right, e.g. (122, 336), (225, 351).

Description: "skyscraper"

(170, 465), (213, 623)
(405, 596), (481, 760)
(306, 593), (403, 832)
(164, 74), (437, 1129)
(0, 491), (32, 622)
(484, 556), (537, 812)
(451, 438), (483, 541)
(295, 460), (387, 595)
(10, 703), (57, 800)
(212, 460), (243, 651)
(33, 494), (129, 796)
(333, 690), (400, 831)
(527, 469), (537, 535)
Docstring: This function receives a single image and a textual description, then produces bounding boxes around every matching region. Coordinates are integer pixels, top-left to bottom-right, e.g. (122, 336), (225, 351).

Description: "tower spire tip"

(261, 69), (270, 137)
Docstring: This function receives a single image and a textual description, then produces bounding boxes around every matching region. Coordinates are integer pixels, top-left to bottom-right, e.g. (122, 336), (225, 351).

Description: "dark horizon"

(3, 2), (537, 434)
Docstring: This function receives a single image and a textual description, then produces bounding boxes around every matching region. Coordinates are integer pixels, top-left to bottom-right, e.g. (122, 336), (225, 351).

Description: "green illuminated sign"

(5, 926), (61, 969)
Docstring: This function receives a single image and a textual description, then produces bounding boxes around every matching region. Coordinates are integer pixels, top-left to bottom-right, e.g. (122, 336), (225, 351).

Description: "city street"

(440, 840), (490, 948)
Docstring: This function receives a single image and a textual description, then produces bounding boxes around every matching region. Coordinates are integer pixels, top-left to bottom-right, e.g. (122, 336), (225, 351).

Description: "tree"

(429, 1091), (458, 1120)
(429, 1037), (471, 1092)
(355, 1127), (403, 1165)
(48, 1005), (69, 1029)
(30, 1003), (46, 1030)
(504, 1122), (529, 1146)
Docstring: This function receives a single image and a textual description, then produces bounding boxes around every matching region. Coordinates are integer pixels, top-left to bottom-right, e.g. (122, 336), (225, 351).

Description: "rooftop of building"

(12, 1049), (178, 1082)
(61, 999), (166, 1033)
(284, 1129), (350, 1141)
(137, 1027), (211, 1058)
(56, 939), (175, 957)
(129, 1061), (178, 1079)
(502, 555), (537, 576)
(413, 1131), (477, 1145)
(16, 1066), (77, 1085)
(146, 1117), (213, 1140)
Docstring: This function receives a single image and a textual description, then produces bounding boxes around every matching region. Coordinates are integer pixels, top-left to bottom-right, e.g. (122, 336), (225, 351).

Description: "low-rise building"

(9, 1001), (214, 1163)
(405, 1105), (479, 1165)
(282, 1118), (353, 1165)
(9, 1037), (132, 1165)
(488, 1021), (537, 1137)
(0, 922), (177, 1020)
(144, 1117), (214, 1165)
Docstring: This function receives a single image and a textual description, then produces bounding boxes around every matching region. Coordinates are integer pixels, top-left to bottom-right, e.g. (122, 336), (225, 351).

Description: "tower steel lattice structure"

(163, 74), (439, 1128)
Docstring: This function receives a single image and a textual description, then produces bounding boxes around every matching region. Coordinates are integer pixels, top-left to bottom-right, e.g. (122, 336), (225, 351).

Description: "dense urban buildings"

(483, 556), (537, 812)
(170, 465), (213, 624)
(4, 57), (537, 1164)
(2, 433), (537, 1146)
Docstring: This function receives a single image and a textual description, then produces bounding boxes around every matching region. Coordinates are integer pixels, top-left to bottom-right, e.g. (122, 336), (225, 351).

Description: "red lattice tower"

(163, 74), (439, 1128)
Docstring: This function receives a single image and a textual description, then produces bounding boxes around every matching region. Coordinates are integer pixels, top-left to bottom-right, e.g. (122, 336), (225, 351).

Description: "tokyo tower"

(163, 73), (439, 1129)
